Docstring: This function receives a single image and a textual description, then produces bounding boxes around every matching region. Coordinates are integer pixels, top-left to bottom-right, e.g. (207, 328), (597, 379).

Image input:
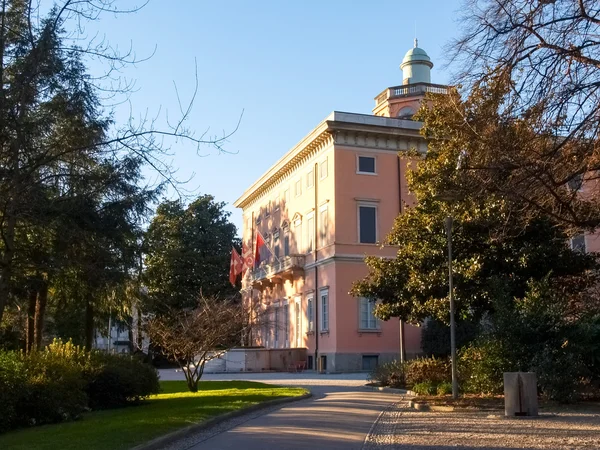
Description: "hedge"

(0, 340), (159, 433)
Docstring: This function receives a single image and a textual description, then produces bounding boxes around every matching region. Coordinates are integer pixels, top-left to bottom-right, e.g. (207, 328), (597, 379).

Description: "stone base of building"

(314, 351), (423, 373)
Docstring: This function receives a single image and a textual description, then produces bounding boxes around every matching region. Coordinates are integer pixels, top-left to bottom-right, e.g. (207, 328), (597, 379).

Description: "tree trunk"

(0, 213), (16, 325)
(85, 299), (94, 350)
(34, 281), (48, 350)
(26, 289), (37, 353)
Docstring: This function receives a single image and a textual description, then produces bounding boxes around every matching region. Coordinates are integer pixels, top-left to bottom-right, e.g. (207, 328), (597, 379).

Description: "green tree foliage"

(351, 88), (599, 324)
(144, 196), (239, 312)
(421, 319), (479, 358)
(460, 276), (600, 401)
(0, 1), (234, 349)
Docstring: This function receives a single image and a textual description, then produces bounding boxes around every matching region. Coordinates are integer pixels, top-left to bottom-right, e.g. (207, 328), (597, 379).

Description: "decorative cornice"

(234, 111), (427, 210)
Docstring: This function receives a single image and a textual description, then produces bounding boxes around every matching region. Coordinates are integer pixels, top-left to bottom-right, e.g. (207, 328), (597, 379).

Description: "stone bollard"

(503, 372), (538, 417)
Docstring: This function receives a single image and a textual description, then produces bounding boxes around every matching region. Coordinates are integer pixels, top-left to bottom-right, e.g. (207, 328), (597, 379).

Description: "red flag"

(242, 241), (253, 274)
(254, 231), (272, 268)
(229, 247), (243, 286)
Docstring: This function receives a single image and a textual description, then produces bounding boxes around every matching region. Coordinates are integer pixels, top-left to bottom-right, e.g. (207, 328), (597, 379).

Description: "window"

(357, 155), (376, 174)
(307, 170), (314, 189)
(273, 230), (280, 258)
(571, 234), (586, 253)
(274, 307), (279, 347)
(265, 201), (270, 217)
(568, 174), (583, 192)
(358, 205), (377, 243)
(320, 159), (328, 179)
(319, 205), (328, 245)
(359, 298), (379, 330)
(284, 188), (290, 205)
(362, 355), (379, 371)
(295, 298), (301, 347)
(320, 289), (329, 331)
(284, 304), (289, 347)
(284, 229), (290, 256)
(306, 213), (314, 253)
(295, 179), (302, 197)
(294, 217), (302, 253)
(307, 296), (314, 332)
(274, 194), (280, 211)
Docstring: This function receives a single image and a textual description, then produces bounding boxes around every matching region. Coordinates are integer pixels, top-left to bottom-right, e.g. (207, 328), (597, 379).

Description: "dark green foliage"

(458, 277), (600, 402)
(144, 196), (239, 312)
(412, 381), (438, 396)
(458, 340), (511, 395)
(0, 352), (26, 432)
(84, 353), (160, 409)
(421, 319), (479, 358)
(18, 349), (88, 426)
(0, 340), (160, 433)
(437, 382), (453, 396)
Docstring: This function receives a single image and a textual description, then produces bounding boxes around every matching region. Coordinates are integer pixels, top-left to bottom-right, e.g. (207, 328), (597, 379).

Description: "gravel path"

(363, 401), (600, 449)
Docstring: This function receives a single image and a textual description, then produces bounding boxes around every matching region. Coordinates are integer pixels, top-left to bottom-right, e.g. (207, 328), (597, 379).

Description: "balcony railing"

(376, 83), (448, 105)
(249, 254), (305, 283)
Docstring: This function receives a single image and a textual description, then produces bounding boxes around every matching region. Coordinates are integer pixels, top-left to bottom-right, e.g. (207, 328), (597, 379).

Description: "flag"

(242, 241), (254, 274)
(254, 231), (272, 268)
(229, 247), (243, 286)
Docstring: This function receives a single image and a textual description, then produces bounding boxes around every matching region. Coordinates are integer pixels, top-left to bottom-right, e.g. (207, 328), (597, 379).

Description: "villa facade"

(234, 42), (446, 372)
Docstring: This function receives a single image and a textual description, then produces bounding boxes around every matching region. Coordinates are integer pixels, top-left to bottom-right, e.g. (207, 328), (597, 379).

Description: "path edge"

(131, 392), (312, 450)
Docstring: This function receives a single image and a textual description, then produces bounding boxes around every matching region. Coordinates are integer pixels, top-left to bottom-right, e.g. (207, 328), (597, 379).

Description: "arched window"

(397, 106), (415, 120)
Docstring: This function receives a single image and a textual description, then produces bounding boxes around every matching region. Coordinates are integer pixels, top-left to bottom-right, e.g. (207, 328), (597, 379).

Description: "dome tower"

(400, 38), (433, 85)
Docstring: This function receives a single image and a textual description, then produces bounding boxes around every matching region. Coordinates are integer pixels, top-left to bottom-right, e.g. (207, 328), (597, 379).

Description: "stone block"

(503, 372), (538, 417)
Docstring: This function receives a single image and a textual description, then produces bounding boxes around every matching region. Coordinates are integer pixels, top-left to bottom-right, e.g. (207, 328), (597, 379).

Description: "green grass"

(0, 380), (307, 450)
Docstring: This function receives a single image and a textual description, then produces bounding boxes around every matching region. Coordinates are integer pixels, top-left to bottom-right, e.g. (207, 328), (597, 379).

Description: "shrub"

(0, 339), (160, 433)
(458, 340), (511, 395)
(437, 382), (453, 396)
(530, 347), (588, 403)
(0, 352), (26, 432)
(405, 357), (451, 387)
(18, 344), (88, 426)
(84, 352), (160, 409)
(412, 381), (437, 395)
(368, 360), (407, 388)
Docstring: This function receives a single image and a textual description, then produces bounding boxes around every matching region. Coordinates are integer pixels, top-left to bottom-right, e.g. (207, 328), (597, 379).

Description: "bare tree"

(145, 298), (244, 392)
(446, 0), (600, 229)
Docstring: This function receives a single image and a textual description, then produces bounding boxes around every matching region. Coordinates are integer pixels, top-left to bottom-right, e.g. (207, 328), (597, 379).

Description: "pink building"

(234, 41), (447, 372)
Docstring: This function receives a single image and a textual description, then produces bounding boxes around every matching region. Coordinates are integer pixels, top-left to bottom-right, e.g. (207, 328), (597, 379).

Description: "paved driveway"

(158, 370), (402, 450)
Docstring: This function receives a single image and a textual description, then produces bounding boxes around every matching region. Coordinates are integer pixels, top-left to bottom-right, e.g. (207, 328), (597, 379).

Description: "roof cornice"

(234, 112), (425, 210)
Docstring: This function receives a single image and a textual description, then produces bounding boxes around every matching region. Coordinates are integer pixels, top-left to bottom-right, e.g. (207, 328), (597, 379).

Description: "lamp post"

(444, 216), (459, 400)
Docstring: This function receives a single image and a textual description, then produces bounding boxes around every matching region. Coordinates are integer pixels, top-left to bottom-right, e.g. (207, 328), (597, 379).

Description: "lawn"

(0, 380), (307, 450)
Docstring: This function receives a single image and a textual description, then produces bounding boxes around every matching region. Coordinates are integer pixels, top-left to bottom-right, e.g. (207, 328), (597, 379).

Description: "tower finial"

(414, 37), (418, 48)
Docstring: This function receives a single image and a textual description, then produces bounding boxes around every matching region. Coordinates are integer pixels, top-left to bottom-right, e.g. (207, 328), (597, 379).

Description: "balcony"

(248, 254), (305, 285)
(375, 83), (448, 105)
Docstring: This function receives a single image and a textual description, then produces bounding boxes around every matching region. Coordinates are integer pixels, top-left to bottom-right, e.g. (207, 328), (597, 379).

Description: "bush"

(437, 382), (453, 396)
(412, 381), (437, 395)
(405, 357), (451, 387)
(84, 352), (160, 409)
(530, 347), (588, 403)
(0, 352), (26, 432)
(0, 339), (160, 433)
(368, 360), (407, 388)
(18, 342), (88, 426)
(458, 340), (511, 395)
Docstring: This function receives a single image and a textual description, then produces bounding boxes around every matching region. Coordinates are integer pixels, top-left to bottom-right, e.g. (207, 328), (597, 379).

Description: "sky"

(79, 0), (464, 233)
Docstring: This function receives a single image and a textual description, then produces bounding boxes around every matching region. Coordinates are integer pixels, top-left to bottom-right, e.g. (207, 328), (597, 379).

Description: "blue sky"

(84, 0), (463, 233)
